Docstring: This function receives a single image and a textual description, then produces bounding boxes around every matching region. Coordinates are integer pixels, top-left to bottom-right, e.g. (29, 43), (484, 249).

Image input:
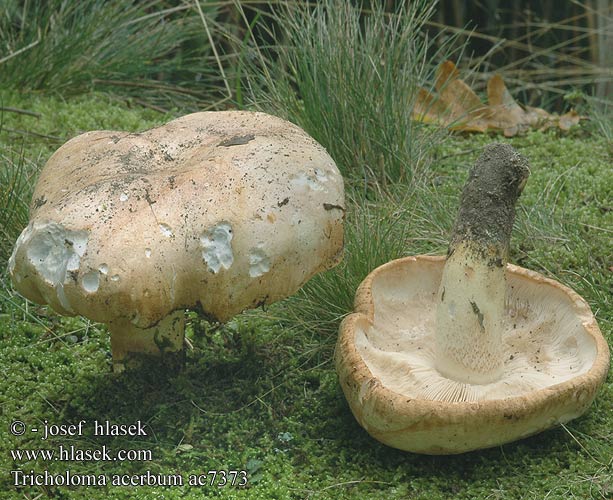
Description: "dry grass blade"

(0, 107), (41, 118)
(428, 2), (613, 109)
(0, 36), (40, 65)
(194, 0), (232, 110)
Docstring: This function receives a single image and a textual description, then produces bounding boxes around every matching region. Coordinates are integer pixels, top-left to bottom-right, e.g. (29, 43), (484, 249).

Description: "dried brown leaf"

(414, 61), (583, 135)
(558, 110), (581, 131)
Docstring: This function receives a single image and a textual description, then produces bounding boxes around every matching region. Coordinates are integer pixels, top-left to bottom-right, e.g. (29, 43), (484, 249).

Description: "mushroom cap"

(336, 256), (609, 454)
(9, 111), (344, 326)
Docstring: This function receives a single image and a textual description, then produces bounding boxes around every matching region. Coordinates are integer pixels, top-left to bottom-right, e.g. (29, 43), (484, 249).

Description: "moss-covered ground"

(0, 91), (611, 499)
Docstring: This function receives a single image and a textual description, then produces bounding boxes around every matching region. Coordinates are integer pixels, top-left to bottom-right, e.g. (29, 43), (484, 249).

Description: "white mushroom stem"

(435, 143), (530, 385)
(435, 243), (506, 384)
(109, 311), (185, 373)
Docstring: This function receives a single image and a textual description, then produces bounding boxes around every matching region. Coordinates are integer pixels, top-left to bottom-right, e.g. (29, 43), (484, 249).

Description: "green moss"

(1, 90), (170, 150)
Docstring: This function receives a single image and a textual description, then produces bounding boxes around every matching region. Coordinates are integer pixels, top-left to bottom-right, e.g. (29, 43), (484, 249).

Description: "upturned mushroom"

(336, 143), (609, 454)
(9, 111), (345, 371)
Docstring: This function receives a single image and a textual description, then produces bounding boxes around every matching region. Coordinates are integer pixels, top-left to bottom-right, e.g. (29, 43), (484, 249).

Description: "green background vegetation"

(1, 1), (611, 498)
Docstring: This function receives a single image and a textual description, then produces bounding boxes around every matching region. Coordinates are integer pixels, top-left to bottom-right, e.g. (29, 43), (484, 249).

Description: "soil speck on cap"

(218, 134), (255, 147)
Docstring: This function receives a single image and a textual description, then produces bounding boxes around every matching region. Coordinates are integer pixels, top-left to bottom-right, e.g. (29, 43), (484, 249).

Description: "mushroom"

(335, 143), (609, 454)
(9, 111), (345, 372)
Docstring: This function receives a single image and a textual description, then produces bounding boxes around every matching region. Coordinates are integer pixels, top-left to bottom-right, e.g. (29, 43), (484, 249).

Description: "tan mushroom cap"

(336, 256), (609, 454)
(9, 111), (344, 329)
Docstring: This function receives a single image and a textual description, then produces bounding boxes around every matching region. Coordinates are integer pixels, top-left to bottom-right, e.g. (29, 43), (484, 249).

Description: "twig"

(0, 107), (41, 118)
(319, 479), (391, 492)
(1, 127), (64, 141)
(190, 383), (275, 416)
(122, 4), (190, 27)
(40, 394), (61, 415)
(578, 222), (613, 233)
(132, 99), (170, 114)
(22, 493), (43, 500)
(438, 147), (482, 161)
(0, 36), (40, 66)
(560, 423), (605, 466)
(194, 0), (232, 110)
(424, 19), (596, 69)
(92, 79), (203, 96)
(302, 479), (392, 497)
(35, 325), (90, 345)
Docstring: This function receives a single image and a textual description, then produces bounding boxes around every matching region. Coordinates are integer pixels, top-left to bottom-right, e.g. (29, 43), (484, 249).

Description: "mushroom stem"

(435, 143), (530, 384)
(109, 311), (185, 373)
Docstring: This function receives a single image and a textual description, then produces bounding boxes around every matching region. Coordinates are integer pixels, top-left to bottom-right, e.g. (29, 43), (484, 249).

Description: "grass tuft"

(236, 0), (462, 189)
(0, 0), (228, 110)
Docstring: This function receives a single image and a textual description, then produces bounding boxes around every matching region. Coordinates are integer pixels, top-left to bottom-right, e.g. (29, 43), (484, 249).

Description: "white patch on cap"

(159, 223), (173, 237)
(13, 221), (90, 312)
(66, 253), (81, 272)
(314, 168), (328, 183)
(200, 222), (234, 273)
(291, 169), (327, 192)
(81, 270), (100, 293)
(119, 192), (129, 202)
(249, 246), (271, 278)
